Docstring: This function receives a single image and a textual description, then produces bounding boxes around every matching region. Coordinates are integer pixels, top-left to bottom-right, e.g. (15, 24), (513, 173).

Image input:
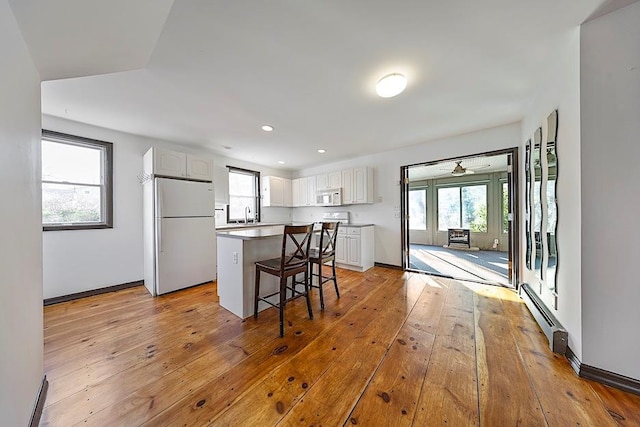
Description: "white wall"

(580, 2), (640, 379)
(0, 1), (44, 424)
(42, 115), (291, 298)
(292, 123), (521, 266)
(520, 29), (583, 358)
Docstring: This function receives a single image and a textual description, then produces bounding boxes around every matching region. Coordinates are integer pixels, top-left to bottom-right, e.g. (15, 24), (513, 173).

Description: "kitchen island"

(216, 225), (290, 319)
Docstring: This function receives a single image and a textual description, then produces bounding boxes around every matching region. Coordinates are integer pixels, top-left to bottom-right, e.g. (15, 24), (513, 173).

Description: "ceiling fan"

(451, 161), (472, 176)
(443, 160), (491, 176)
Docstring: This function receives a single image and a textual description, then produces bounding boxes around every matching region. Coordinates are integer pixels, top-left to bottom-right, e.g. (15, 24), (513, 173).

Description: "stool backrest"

(281, 224), (314, 271)
(318, 222), (340, 258)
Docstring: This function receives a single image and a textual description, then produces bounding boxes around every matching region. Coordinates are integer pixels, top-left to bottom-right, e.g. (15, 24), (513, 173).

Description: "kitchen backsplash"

(214, 205), (292, 226)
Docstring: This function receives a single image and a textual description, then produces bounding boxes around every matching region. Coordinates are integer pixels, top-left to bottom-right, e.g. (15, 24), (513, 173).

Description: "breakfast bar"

(216, 225), (290, 319)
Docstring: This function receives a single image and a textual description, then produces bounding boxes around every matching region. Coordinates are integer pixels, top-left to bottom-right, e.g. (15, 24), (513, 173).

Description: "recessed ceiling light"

(317, 149), (326, 154)
(278, 160), (285, 164)
(376, 73), (407, 98)
(223, 145), (232, 150)
(262, 125), (274, 132)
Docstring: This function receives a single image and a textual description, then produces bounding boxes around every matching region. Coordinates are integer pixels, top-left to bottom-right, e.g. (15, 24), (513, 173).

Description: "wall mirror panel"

(545, 110), (558, 306)
(524, 110), (558, 309)
(533, 127), (543, 282)
(525, 140), (532, 270)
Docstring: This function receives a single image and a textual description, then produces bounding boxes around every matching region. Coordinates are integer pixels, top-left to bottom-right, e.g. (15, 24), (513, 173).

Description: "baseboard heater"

(520, 283), (567, 354)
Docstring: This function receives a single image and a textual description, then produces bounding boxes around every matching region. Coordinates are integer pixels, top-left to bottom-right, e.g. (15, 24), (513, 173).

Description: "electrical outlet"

(232, 252), (238, 264)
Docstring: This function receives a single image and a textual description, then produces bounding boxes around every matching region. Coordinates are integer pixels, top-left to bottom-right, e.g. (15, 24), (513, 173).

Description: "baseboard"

(374, 262), (403, 270)
(565, 346), (581, 375)
(565, 347), (640, 396)
(29, 375), (48, 427)
(44, 280), (143, 306)
(520, 283), (567, 354)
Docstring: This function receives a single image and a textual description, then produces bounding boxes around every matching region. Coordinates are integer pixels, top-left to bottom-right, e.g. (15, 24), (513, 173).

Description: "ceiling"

(408, 154), (509, 181)
(11, 0), (622, 170)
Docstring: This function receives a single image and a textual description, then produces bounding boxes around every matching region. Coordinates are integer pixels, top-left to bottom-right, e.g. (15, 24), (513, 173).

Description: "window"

(227, 167), (260, 223)
(409, 187), (427, 230)
(437, 184), (487, 232)
(41, 130), (113, 231)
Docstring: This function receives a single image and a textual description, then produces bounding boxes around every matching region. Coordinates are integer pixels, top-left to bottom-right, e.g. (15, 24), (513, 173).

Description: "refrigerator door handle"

(157, 183), (163, 253)
(157, 184), (164, 220)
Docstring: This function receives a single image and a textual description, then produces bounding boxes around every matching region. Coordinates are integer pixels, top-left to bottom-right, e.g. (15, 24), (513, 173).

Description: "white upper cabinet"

(291, 176), (316, 207)
(186, 154), (214, 181)
(150, 148), (186, 178)
(307, 176), (317, 206)
(283, 178), (292, 207)
(213, 165), (229, 205)
(145, 147), (213, 181)
(316, 174), (329, 191)
(316, 171), (342, 191)
(292, 178), (301, 207)
(341, 169), (354, 204)
(263, 176), (291, 207)
(341, 166), (373, 204)
(298, 177), (309, 206)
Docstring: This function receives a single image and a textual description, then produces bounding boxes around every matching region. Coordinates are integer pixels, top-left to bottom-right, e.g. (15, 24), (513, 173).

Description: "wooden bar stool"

(308, 222), (340, 310)
(254, 224), (314, 337)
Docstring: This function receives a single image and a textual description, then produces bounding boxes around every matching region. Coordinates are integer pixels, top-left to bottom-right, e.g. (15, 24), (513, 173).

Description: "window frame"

(226, 166), (261, 223)
(501, 179), (509, 234)
(436, 182), (488, 233)
(408, 186), (428, 231)
(41, 130), (113, 231)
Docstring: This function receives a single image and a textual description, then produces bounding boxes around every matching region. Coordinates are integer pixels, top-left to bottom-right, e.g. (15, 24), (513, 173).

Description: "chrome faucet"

(244, 206), (251, 224)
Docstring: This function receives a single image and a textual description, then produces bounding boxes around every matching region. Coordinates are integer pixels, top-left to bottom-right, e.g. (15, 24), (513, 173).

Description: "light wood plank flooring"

(41, 267), (640, 426)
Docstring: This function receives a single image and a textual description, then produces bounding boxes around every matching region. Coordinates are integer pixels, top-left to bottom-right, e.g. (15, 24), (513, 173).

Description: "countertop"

(216, 225), (286, 240)
(216, 222), (374, 231)
(217, 222), (374, 240)
(215, 222), (285, 231)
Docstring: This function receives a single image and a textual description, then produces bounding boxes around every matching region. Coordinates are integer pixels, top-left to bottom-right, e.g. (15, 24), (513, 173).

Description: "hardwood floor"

(41, 267), (640, 426)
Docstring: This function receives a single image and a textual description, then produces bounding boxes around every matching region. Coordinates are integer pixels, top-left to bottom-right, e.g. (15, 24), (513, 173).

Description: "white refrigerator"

(143, 177), (216, 296)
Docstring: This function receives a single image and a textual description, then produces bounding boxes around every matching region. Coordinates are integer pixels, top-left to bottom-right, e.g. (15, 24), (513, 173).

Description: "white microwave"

(316, 188), (342, 206)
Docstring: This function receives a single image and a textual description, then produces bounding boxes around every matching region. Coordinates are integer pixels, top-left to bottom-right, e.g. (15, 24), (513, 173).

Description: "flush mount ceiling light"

(317, 149), (326, 154)
(278, 160), (285, 165)
(262, 125), (274, 132)
(376, 73), (407, 98)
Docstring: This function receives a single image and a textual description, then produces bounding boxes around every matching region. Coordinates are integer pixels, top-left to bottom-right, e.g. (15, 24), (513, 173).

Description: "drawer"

(347, 227), (361, 235)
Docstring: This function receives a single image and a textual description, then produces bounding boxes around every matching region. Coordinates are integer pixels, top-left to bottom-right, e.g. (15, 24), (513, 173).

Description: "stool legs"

(254, 266), (314, 337)
(332, 260), (340, 299)
(304, 270), (314, 321)
(318, 262), (325, 311)
(254, 267), (261, 319)
(279, 276), (286, 337)
(310, 259), (340, 311)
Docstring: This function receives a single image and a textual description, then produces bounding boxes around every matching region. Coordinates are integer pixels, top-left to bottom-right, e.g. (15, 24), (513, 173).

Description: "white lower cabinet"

(335, 225), (374, 272)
